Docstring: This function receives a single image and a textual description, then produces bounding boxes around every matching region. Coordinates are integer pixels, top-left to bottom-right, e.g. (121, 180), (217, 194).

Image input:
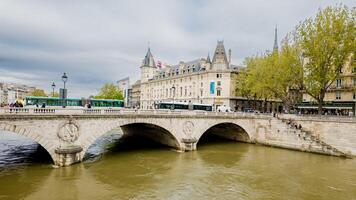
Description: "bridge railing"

(33, 108), (56, 114)
(3, 108), (30, 114)
(0, 107), (273, 118)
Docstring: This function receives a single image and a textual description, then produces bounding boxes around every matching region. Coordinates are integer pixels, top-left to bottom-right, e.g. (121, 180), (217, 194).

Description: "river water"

(0, 131), (355, 200)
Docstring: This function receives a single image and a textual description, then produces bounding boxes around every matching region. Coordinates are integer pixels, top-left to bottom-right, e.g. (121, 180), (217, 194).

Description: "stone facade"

(0, 82), (36, 106)
(139, 41), (244, 110)
(127, 80), (141, 108)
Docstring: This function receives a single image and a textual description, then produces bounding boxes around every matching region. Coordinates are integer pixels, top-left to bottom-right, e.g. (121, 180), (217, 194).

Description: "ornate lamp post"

(62, 73), (68, 89)
(61, 73), (68, 107)
(171, 86), (176, 110)
(51, 82), (56, 97)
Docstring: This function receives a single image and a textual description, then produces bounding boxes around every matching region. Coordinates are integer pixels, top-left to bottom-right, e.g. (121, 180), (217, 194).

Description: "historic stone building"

(127, 80), (141, 108)
(139, 41), (245, 110)
(0, 82), (36, 106)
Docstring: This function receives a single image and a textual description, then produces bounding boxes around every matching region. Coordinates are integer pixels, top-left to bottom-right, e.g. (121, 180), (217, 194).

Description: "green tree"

(51, 92), (59, 97)
(94, 83), (124, 100)
(236, 42), (303, 112)
(28, 89), (47, 97)
(236, 55), (275, 110)
(295, 5), (355, 114)
(262, 40), (303, 112)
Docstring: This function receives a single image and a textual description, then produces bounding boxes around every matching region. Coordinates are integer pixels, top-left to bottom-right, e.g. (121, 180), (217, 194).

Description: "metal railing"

(279, 113), (356, 122)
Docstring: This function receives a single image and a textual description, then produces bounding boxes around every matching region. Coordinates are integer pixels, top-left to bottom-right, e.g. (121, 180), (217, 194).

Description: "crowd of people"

(0, 101), (24, 108)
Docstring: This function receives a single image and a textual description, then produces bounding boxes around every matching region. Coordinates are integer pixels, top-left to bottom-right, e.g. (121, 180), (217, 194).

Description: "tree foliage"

(296, 5), (355, 114)
(94, 83), (124, 100)
(52, 92), (59, 97)
(28, 89), (47, 97)
(236, 40), (303, 111)
(236, 5), (355, 114)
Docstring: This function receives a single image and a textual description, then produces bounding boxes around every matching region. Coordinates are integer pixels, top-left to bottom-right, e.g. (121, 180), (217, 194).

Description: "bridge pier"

(55, 145), (83, 166)
(182, 138), (198, 151)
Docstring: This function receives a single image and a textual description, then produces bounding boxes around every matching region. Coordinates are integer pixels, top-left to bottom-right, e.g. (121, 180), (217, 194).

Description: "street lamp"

(171, 86), (176, 110)
(51, 82), (56, 97)
(62, 73), (68, 89)
(61, 72), (68, 108)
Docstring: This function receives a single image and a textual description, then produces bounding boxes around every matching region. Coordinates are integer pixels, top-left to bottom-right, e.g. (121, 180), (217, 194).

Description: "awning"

(297, 106), (353, 109)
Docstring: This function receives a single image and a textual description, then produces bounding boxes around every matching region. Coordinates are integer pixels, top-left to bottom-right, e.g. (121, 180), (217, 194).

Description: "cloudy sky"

(0, 0), (354, 97)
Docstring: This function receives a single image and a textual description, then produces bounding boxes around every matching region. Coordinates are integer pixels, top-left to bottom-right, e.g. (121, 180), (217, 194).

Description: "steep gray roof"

(142, 48), (156, 67)
(212, 40), (228, 64)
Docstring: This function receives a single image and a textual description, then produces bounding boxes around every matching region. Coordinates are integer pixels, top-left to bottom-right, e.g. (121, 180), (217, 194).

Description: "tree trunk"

(318, 100), (323, 115)
(318, 91), (325, 115)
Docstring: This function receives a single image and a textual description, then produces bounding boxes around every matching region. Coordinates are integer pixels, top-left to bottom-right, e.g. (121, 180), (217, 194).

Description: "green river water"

(0, 131), (355, 200)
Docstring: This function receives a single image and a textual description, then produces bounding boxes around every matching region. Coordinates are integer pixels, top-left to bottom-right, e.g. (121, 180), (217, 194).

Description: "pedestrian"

(298, 124), (302, 129)
(41, 103), (46, 108)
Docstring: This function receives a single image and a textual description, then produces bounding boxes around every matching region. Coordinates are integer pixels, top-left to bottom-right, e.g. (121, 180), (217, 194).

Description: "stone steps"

(278, 117), (349, 157)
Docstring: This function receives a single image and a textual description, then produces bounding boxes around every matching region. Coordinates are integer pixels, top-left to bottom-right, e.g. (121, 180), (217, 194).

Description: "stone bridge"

(0, 108), (355, 166)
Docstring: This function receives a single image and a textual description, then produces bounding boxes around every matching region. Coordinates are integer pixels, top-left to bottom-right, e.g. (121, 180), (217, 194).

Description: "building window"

(184, 86), (187, 96)
(353, 92), (356, 100)
(217, 81), (221, 86)
(217, 89), (221, 96)
(336, 91), (341, 100)
(336, 79), (342, 87)
(200, 90), (203, 96)
(353, 78), (356, 86)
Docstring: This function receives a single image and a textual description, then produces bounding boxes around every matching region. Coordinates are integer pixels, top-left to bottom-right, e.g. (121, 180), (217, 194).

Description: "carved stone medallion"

(183, 121), (194, 137)
(58, 123), (79, 143)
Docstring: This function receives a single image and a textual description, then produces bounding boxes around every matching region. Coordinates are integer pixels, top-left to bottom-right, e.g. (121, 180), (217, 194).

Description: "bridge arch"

(0, 124), (56, 164)
(196, 122), (252, 146)
(81, 119), (182, 159)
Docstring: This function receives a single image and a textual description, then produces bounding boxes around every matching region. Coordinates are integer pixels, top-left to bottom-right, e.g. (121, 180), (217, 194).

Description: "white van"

(217, 105), (232, 112)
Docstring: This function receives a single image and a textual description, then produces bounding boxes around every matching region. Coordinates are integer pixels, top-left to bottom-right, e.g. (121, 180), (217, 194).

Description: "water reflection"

(0, 132), (52, 170)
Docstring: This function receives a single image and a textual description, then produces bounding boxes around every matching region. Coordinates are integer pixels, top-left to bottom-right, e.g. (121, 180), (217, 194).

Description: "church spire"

(273, 26), (278, 52)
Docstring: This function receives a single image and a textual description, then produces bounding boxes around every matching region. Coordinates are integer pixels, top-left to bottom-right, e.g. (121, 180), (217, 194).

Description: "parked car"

(243, 108), (254, 113)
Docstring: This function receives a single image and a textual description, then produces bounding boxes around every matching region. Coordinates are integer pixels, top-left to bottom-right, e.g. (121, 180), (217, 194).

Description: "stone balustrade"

(0, 107), (266, 118)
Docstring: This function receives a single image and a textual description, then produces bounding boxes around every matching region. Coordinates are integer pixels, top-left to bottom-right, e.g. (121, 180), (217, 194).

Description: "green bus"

(24, 96), (124, 108)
